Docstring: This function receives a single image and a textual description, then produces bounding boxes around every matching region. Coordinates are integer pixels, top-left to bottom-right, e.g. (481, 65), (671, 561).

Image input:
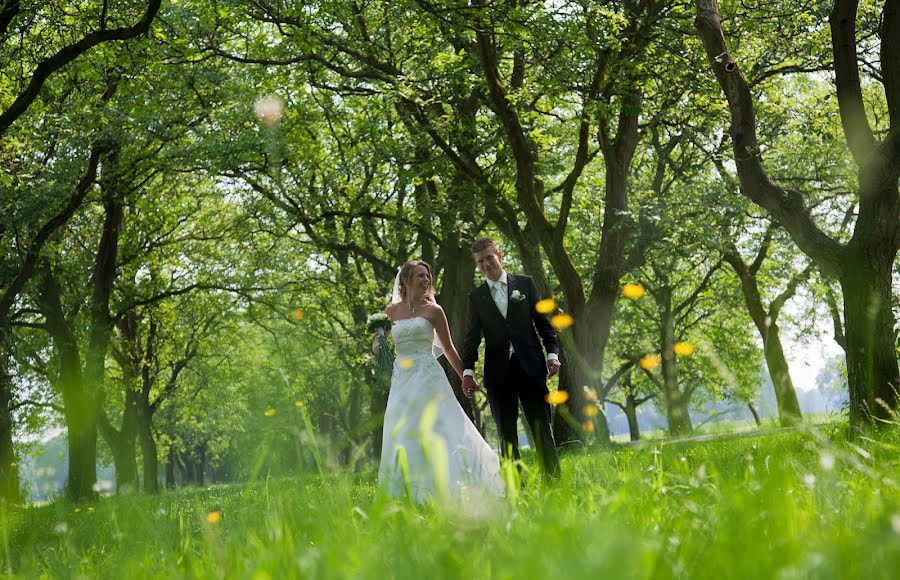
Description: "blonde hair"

(398, 260), (435, 301)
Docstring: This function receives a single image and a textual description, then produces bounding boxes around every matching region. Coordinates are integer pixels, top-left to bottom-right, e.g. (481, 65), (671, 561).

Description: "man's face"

(473, 247), (503, 282)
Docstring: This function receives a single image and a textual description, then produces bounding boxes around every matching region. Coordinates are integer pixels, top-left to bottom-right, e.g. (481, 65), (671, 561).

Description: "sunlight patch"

(254, 96), (284, 126)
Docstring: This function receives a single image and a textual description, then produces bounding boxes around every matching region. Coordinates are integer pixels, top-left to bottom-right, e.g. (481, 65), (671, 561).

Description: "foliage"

(3, 428), (900, 577)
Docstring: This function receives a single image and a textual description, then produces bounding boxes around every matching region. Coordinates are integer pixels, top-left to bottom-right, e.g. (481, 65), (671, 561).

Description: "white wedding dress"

(378, 317), (504, 502)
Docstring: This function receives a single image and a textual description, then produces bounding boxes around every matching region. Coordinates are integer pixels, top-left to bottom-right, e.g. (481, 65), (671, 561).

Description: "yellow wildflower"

(535, 299), (557, 314)
(639, 354), (661, 370)
(264, 408), (277, 417)
(550, 313), (574, 331)
(206, 511), (222, 524)
(622, 283), (646, 299)
(674, 342), (695, 356)
(545, 391), (569, 405)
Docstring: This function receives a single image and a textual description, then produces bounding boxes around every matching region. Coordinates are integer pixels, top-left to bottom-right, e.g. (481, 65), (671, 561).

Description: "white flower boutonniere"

(510, 289), (525, 303)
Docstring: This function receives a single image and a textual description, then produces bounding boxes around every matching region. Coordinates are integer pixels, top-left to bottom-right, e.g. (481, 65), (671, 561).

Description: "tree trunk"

(98, 376), (140, 493)
(763, 322), (803, 425)
(0, 332), (19, 502)
(196, 443), (207, 485)
(103, 425), (138, 493)
(554, 309), (613, 446)
(138, 409), (159, 493)
(165, 447), (176, 489)
(724, 247), (804, 426)
(435, 239), (478, 422)
(64, 396), (99, 500)
(840, 248), (900, 426)
(747, 402), (762, 427)
(660, 288), (693, 437)
(624, 392), (641, 442)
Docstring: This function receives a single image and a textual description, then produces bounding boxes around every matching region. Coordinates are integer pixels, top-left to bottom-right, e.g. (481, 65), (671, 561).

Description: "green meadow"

(4, 427), (898, 579)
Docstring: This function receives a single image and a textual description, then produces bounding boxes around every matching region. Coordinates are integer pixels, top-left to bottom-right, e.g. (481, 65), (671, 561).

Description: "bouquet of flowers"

(366, 312), (393, 336)
(367, 312), (394, 386)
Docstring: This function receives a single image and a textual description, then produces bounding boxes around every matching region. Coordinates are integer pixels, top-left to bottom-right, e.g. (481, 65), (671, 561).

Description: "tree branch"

(0, 0), (161, 137)
(694, 0), (846, 277)
(828, 0), (877, 164)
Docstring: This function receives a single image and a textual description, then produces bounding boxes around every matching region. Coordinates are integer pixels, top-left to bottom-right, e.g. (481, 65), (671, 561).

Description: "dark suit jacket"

(462, 273), (559, 389)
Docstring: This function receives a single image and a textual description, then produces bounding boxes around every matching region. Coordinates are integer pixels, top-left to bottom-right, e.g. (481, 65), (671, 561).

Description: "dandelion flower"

(583, 405), (600, 417)
(550, 313), (574, 331)
(399, 358), (414, 369)
(264, 408), (277, 417)
(535, 299), (556, 314)
(74, 507), (81, 513)
(674, 342), (695, 356)
(639, 354), (661, 370)
(9, 462), (16, 468)
(294, 401), (305, 408)
(622, 283), (645, 299)
(206, 511), (222, 524)
(88, 507), (94, 513)
(545, 390), (569, 405)
(582, 421), (595, 433)
(292, 308), (304, 321)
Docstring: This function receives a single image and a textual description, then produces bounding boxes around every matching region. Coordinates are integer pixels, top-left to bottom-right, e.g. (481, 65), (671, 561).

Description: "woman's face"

(406, 265), (431, 295)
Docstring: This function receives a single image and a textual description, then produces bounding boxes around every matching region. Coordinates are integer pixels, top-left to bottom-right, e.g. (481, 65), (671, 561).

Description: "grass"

(2, 426), (899, 578)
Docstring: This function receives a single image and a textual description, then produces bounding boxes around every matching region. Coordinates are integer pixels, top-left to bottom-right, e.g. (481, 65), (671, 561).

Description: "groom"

(461, 237), (562, 481)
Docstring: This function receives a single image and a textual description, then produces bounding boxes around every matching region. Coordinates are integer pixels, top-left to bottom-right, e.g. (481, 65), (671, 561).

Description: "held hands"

(547, 358), (561, 377)
(461, 375), (481, 398)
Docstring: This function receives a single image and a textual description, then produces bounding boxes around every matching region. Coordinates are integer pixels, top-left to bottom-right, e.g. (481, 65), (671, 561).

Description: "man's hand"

(547, 358), (561, 377)
(372, 334), (380, 354)
(461, 375), (481, 398)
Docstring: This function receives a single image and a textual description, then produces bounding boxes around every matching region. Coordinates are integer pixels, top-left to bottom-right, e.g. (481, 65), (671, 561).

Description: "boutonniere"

(510, 289), (525, 303)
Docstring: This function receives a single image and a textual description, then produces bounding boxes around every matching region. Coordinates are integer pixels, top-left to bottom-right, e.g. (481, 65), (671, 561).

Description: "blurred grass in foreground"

(1, 426), (898, 578)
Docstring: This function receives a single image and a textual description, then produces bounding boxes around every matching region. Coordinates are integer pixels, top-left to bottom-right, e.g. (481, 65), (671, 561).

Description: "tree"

(695, 0), (900, 428)
(722, 223), (808, 426)
(0, 0), (162, 502)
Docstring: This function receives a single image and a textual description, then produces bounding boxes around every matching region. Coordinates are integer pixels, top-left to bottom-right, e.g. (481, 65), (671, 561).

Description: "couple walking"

(376, 238), (562, 502)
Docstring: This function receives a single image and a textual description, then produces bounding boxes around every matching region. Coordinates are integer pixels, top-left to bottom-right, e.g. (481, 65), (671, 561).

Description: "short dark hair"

(470, 237), (499, 255)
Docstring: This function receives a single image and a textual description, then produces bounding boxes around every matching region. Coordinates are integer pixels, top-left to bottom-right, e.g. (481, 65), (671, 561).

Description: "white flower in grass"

(891, 513), (900, 534)
(92, 479), (113, 492)
(803, 473), (817, 488)
(53, 522), (68, 535)
(819, 452), (835, 471)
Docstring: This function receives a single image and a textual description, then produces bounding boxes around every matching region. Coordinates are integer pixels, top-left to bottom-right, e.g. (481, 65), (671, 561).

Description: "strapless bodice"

(392, 317), (436, 358)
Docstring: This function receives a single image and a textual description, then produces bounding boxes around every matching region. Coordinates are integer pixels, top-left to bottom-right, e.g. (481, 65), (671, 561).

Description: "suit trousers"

(486, 354), (561, 481)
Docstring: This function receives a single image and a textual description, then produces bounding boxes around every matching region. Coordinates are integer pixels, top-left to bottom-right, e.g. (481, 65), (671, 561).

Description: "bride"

(376, 260), (504, 502)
